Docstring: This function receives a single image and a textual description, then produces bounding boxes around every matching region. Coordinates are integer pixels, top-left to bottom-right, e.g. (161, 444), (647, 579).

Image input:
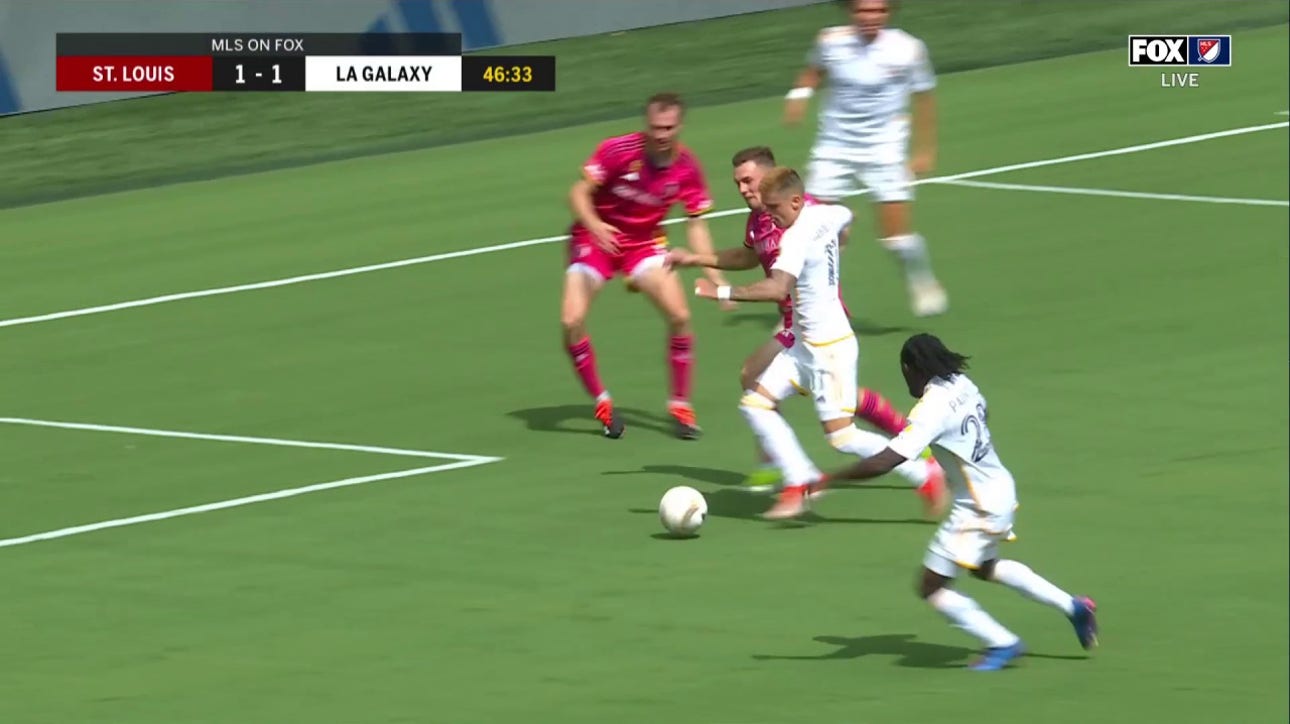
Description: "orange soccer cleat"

(595, 397), (624, 439)
(667, 401), (701, 441)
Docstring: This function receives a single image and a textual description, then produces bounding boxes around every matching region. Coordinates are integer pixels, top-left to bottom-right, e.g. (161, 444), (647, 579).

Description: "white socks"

(990, 560), (1077, 616)
(739, 391), (821, 487)
(881, 233), (937, 287)
(827, 426), (930, 487)
(927, 588), (1019, 649)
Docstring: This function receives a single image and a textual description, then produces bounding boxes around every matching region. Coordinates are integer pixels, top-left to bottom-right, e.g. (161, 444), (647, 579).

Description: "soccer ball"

(658, 485), (707, 537)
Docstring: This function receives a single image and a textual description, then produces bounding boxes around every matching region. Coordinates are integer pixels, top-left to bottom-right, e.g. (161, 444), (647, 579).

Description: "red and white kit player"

(670, 146), (946, 515)
(562, 92), (730, 440)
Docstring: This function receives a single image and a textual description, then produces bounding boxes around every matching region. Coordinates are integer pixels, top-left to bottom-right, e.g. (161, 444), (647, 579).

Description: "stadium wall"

(0, 0), (824, 116)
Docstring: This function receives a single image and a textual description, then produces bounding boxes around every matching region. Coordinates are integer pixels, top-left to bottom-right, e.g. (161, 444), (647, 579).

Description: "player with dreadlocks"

(765, 333), (1099, 672)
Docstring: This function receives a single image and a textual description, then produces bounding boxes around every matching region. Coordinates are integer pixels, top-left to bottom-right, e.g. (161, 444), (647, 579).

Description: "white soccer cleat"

(911, 281), (949, 317)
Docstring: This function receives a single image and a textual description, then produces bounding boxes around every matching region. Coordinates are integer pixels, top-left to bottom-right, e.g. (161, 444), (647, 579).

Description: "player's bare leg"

(633, 263), (701, 439)
(560, 270), (623, 438)
(739, 337), (791, 490)
(876, 200), (947, 317)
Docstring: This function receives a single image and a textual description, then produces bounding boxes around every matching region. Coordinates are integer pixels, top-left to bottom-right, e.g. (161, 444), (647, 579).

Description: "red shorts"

(567, 226), (667, 281)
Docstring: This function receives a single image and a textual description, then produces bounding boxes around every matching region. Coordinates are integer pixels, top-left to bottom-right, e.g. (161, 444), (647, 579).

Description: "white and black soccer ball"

(658, 485), (707, 537)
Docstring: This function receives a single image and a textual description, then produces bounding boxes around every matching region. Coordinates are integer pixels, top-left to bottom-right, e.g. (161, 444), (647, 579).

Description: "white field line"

(0, 459), (495, 549)
(937, 179), (1290, 207)
(0, 416), (503, 549)
(1277, 111), (1289, 116)
(0, 416), (492, 462)
(0, 120), (1284, 331)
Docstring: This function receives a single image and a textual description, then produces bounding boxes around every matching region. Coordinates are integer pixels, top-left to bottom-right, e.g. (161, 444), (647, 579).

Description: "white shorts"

(755, 333), (858, 420)
(806, 155), (913, 203)
(924, 503), (1017, 578)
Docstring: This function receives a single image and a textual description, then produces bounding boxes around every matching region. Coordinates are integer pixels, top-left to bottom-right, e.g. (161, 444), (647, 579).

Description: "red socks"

(857, 388), (907, 436)
(668, 335), (694, 404)
(566, 337), (606, 398)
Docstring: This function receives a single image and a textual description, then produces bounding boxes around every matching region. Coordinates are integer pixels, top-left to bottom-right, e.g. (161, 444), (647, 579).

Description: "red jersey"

(744, 196), (849, 328)
(578, 132), (713, 247)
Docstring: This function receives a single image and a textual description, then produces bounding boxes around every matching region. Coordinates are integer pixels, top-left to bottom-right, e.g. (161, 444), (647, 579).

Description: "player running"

(563, 92), (729, 440)
(765, 334), (1099, 671)
(669, 146), (943, 514)
(690, 166), (946, 515)
(784, 0), (948, 317)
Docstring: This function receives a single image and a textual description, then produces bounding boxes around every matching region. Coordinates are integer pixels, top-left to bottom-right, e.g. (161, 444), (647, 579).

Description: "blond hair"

(758, 166), (805, 199)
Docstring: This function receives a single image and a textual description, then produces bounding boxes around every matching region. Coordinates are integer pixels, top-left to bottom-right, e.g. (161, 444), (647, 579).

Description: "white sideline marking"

(0, 416), (491, 461)
(1277, 111), (1289, 116)
(0, 121), (1285, 331)
(926, 121), (1288, 184)
(0, 459), (493, 549)
(0, 416), (502, 549)
(938, 179), (1290, 207)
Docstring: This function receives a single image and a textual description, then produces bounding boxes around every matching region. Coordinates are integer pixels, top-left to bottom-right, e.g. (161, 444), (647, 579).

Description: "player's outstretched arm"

(910, 90), (937, 176)
(784, 65), (821, 127)
(695, 270), (793, 303)
(829, 448), (908, 483)
(670, 245), (759, 271)
(684, 217), (732, 285)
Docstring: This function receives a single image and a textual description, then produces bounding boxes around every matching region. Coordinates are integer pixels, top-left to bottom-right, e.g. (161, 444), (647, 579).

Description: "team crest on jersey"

(662, 182), (679, 199)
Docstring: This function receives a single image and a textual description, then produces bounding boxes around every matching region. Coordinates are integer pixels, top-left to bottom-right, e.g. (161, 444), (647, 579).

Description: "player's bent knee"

(739, 391), (777, 416)
(560, 309), (587, 334)
(826, 425), (859, 452)
(971, 560), (997, 582)
(917, 568), (947, 599)
(666, 309), (691, 331)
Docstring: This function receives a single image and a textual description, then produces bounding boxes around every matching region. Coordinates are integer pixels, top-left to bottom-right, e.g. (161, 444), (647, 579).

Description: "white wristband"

(717, 286), (732, 301)
(785, 87), (814, 100)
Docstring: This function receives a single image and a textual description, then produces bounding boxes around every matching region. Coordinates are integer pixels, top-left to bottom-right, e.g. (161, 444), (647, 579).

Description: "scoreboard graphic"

(55, 33), (556, 92)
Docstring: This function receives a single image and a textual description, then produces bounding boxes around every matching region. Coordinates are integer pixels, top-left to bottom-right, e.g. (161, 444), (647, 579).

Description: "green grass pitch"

(0, 26), (1286, 724)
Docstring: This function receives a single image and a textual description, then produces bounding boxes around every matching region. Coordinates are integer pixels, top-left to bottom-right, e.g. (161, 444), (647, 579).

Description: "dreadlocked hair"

(900, 333), (970, 381)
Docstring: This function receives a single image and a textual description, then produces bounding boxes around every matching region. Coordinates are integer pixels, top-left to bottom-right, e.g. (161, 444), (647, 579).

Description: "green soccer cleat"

(742, 466), (783, 493)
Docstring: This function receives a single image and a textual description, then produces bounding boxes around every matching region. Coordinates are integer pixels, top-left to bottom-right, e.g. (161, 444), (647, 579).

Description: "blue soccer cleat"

(969, 641), (1026, 671)
(1069, 596), (1099, 650)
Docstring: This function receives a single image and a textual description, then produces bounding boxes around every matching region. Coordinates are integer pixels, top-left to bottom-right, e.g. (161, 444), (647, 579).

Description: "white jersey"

(769, 202), (853, 345)
(808, 26), (936, 162)
(888, 373), (1017, 515)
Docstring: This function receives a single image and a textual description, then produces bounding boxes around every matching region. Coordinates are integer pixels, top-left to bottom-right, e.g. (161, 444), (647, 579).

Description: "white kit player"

(693, 167), (944, 502)
(784, 0), (948, 317)
(766, 333), (1099, 672)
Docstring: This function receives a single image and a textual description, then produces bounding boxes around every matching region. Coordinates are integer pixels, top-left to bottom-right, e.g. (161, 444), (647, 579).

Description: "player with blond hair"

(785, 0), (948, 317)
(669, 147), (944, 513)
(563, 92), (728, 440)
(691, 166), (946, 515)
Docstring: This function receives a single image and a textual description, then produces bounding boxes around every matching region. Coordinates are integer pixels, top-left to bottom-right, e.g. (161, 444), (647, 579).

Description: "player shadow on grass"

(507, 405), (675, 437)
(752, 634), (1086, 669)
(721, 310), (910, 337)
(613, 464), (929, 526)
